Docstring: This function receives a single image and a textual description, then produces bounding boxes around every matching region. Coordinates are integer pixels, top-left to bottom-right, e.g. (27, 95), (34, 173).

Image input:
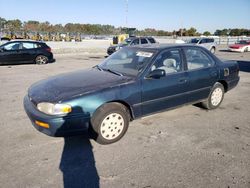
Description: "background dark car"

(107, 36), (157, 55)
(0, 40), (55, 65)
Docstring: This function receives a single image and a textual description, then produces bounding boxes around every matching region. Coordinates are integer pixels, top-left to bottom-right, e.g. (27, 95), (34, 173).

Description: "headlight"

(37, 102), (72, 115)
(115, 46), (120, 50)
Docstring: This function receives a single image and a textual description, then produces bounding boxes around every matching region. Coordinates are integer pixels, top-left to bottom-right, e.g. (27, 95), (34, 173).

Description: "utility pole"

(125, 0), (128, 27)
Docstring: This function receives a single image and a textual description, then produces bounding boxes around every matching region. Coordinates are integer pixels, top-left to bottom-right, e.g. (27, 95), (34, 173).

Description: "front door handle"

(179, 78), (187, 83)
(210, 71), (218, 77)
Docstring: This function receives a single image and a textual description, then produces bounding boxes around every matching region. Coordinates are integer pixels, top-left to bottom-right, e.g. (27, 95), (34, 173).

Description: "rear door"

(20, 42), (38, 63)
(141, 48), (189, 115)
(183, 47), (219, 103)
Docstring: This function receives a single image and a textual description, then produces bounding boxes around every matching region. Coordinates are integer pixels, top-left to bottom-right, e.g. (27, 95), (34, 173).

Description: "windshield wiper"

(93, 65), (103, 71)
(103, 68), (123, 76)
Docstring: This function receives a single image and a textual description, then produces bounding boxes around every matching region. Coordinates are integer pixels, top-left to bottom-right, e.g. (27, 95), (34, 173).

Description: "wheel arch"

(34, 54), (48, 64)
(217, 80), (228, 92)
(106, 100), (134, 121)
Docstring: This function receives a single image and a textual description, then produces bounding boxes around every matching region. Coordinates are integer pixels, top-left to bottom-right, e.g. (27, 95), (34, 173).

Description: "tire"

(90, 103), (130, 144)
(35, 55), (48, 64)
(201, 82), (224, 110)
(210, 47), (216, 54)
(244, 47), (248, 52)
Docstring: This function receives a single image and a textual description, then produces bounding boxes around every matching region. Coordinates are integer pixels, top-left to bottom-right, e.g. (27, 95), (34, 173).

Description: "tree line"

(0, 17), (249, 36)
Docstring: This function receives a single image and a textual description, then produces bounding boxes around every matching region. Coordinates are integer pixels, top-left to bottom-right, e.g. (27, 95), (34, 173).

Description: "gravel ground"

(0, 46), (250, 188)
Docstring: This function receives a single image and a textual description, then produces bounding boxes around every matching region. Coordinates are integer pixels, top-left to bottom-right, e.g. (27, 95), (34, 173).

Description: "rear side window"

(141, 38), (148, 44)
(22, 42), (39, 49)
(148, 38), (156, 43)
(184, 48), (214, 70)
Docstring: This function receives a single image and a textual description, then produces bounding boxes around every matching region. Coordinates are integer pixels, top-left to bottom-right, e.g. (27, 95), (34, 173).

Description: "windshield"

(121, 38), (133, 44)
(99, 47), (155, 76)
(190, 38), (200, 44)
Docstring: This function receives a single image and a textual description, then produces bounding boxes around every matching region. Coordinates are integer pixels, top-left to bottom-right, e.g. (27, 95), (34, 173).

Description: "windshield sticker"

(136, 51), (153, 57)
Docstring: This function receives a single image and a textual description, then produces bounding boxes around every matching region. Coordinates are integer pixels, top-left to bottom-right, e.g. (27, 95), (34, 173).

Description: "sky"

(0, 0), (250, 33)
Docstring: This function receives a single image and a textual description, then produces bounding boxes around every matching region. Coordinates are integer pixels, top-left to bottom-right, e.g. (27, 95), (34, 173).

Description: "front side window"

(99, 48), (155, 76)
(3, 42), (20, 51)
(131, 39), (139, 45)
(151, 49), (182, 74)
(184, 48), (214, 70)
(200, 39), (206, 44)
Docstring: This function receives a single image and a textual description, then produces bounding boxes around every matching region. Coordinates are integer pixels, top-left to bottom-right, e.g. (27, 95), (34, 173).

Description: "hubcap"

(36, 56), (47, 64)
(211, 88), (223, 106)
(100, 113), (124, 140)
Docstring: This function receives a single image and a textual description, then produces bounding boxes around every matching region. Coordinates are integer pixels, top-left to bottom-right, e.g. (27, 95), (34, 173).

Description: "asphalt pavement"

(0, 46), (249, 188)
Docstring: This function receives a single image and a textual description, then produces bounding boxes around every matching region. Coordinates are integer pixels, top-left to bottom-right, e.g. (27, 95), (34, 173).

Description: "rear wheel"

(90, 103), (130, 144)
(244, 47), (248, 52)
(201, 82), (224, 110)
(35, 55), (48, 64)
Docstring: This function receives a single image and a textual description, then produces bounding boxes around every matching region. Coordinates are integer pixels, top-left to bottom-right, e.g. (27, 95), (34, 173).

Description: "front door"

(141, 49), (188, 115)
(0, 42), (22, 64)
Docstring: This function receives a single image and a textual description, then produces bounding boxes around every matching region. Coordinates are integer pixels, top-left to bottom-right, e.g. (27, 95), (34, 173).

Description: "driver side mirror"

(146, 69), (166, 79)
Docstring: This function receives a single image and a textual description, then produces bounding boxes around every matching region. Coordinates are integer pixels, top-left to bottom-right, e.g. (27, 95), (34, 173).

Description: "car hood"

(28, 68), (133, 103)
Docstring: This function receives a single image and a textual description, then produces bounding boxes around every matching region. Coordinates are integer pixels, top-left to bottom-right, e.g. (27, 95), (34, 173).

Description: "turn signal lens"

(35, 120), (49, 128)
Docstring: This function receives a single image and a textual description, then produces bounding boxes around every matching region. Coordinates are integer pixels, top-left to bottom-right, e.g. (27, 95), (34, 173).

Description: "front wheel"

(210, 47), (216, 54)
(35, 55), (48, 64)
(90, 103), (130, 144)
(201, 82), (224, 110)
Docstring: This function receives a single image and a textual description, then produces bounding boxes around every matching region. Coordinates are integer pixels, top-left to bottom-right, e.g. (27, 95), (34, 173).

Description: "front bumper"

(49, 58), (56, 63)
(107, 48), (116, 55)
(23, 95), (90, 137)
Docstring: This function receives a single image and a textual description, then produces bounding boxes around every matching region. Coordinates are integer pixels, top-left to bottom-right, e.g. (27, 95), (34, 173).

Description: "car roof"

(7, 40), (45, 44)
(127, 36), (154, 40)
(128, 43), (202, 51)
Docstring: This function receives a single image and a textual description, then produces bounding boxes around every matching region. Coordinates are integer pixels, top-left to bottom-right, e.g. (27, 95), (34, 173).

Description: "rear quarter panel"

(219, 60), (240, 91)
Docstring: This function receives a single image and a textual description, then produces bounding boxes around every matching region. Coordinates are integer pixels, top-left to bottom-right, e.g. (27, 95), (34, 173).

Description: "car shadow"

(59, 135), (100, 188)
(219, 49), (230, 52)
(59, 106), (100, 188)
(237, 61), (250, 73)
(0, 60), (55, 66)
